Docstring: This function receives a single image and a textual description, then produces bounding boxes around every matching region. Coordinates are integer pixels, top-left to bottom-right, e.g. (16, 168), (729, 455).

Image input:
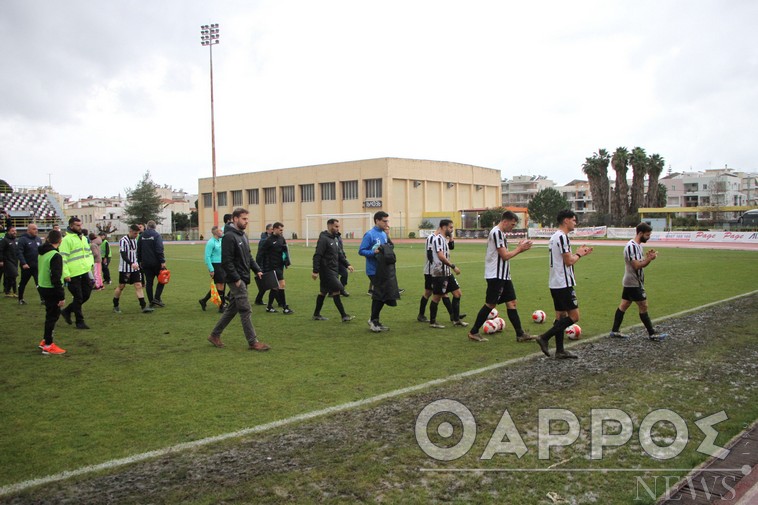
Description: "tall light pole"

(201, 23), (220, 227)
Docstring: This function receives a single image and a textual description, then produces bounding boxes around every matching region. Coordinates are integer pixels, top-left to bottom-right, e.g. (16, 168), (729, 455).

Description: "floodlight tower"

(201, 23), (220, 227)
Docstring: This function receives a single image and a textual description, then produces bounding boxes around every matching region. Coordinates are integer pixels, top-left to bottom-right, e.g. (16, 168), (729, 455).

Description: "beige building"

(197, 158), (502, 239)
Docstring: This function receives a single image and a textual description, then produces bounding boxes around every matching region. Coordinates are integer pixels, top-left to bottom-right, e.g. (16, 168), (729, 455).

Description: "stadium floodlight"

(200, 23), (220, 227)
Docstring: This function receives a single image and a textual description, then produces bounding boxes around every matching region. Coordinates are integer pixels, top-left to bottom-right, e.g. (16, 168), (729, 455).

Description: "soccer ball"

(566, 324), (582, 340)
(532, 310), (546, 324)
(487, 308), (499, 320)
(482, 319), (499, 334)
(494, 317), (506, 332)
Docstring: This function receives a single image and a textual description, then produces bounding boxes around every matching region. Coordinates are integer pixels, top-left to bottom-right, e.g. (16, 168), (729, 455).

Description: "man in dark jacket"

(335, 230), (350, 297)
(259, 222), (293, 314)
(17, 223), (44, 304)
(207, 208), (270, 351)
(0, 226), (19, 297)
(311, 219), (354, 322)
(137, 220), (167, 308)
(99, 232), (112, 284)
(222, 213), (233, 235)
(254, 223), (273, 305)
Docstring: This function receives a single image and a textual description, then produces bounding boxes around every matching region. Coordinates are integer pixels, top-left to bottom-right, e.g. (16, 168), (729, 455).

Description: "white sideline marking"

(2, 289), (756, 497)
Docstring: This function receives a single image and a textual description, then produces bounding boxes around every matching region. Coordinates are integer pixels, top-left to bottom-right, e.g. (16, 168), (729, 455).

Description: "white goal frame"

(305, 213), (373, 247)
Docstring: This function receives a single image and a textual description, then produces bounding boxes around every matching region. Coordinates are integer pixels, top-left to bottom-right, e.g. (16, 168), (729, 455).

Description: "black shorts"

(119, 271), (142, 285)
(431, 275), (460, 295)
(211, 263), (226, 284)
(272, 269), (284, 282)
(485, 279), (516, 305)
(320, 273), (344, 295)
(622, 286), (646, 302)
(424, 274), (433, 291)
(550, 287), (579, 311)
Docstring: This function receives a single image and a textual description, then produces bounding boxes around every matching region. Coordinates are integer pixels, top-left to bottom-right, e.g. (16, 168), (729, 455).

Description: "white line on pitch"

(1, 289), (755, 497)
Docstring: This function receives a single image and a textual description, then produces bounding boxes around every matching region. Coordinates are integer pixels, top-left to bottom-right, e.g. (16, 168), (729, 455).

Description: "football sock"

(418, 295), (429, 317)
(542, 317), (573, 342)
(314, 294), (326, 316)
(200, 291), (211, 303)
(442, 296), (453, 317)
(612, 308), (625, 332)
(507, 308), (523, 336)
(218, 291), (225, 306)
(138, 297), (146, 309)
(472, 305), (491, 334)
(371, 299), (383, 321)
(278, 290), (287, 308)
(113, 297), (119, 307)
(640, 312), (655, 335)
(452, 296), (461, 321)
(268, 291), (276, 308)
(332, 295), (346, 317)
(429, 300), (439, 324)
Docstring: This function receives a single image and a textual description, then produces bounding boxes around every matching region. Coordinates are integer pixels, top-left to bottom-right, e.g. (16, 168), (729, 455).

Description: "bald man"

(17, 223), (44, 305)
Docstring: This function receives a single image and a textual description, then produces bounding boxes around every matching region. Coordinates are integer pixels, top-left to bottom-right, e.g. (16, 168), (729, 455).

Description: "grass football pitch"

(0, 240), (756, 491)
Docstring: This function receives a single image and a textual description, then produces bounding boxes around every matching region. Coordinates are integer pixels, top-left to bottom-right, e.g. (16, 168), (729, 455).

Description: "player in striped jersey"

(427, 219), (466, 328)
(418, 228), (461, 323)
(468, 211), (533, 342)
(609, 222), (668, 341)
(112, 224), (153, 314)
(535, 210), (593, 358)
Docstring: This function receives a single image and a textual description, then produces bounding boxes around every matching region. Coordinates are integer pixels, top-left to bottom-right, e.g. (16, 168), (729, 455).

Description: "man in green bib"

(38, 230), (67, 354)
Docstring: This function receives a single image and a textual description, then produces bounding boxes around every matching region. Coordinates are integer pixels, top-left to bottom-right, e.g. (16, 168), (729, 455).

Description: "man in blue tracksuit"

(359, 211), (393, 332)
(17, 223), (43, 305)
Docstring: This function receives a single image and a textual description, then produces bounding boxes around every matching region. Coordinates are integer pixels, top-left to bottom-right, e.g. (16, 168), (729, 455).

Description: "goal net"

(305, 213), (373, 247)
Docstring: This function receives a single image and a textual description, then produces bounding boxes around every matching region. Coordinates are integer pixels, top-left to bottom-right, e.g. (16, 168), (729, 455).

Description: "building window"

(342, 180), (358, 200)
(365, 178), (382, 198)
(321, 182), (336, 201)
(232, 190), (243, 206)
(202, 193), (212, 208)
(217, 191), (227, 207)
(264, 187), (277, 204)
(300, 184), (315, 203)
(247, 189), (259, 205)
(282, 186), (295, 203)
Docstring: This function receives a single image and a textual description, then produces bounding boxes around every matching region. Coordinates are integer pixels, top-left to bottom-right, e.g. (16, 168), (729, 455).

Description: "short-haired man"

(427, 219), (467, 329)
(609, 223), (668, 341)
(254, 223), (274, 306)
(59, 217), (95, 329)
(359, 211), (400, 332)
(137, 220), (167, 308)
(535, 210), (593, 359)
(311, 218), (355, 322)
(37, 230), (67, 354)
(207, 207), (270, 351)
(17, 223), (44, 305)
(222, 214), (233, 235)
(113, 224), (154, 314)
(468, 211), (533, 342)
(99, 232), (112, 285)
(0, 225), (19, 297)
(259, 222), (293, 314)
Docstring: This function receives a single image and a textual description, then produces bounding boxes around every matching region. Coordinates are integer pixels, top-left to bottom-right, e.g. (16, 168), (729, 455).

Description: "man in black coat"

(259, 222), (294, 314)
(311, 219), (354, 322)
(207, 208), (270, 351)
(17, 223), (44, 304)
(137, 220), (167, 308)
(0, 226), (19, 297)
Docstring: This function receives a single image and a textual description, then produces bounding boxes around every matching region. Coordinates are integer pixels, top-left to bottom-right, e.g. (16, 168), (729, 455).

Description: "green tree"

(528, 188), (570, 227)
(582, 148), (611, 214)
(629, 146), (648, 214)
(611, 147), (630, 224)
(655, 182), (667, 208)
(479, 207), (506, 229)
(172, 212), (190, 231)
(645, 154), (665, 208)
(124, 171), (164, 225)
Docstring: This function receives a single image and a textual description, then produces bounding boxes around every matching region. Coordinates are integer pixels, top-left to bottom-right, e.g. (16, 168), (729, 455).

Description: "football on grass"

(566, 324), (582, 340)
(482, 319), (499, 334)
(532, 310), (546, 324)
(494, 317), (506, 332)
(487, 308), (499, 320)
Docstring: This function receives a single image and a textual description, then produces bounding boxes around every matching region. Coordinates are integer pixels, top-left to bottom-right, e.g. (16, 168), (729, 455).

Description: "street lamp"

(201, 23), (220, 227)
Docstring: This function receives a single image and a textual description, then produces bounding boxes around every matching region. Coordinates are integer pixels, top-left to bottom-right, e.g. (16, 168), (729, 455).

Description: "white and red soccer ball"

(532, 310), (546, 324)
(482, 319), (499, 334)
(566, 324), (582, 340)
(487, 308), (499, 320)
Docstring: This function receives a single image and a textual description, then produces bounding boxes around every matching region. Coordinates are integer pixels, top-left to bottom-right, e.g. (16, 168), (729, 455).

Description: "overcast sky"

(1, 0), (756, 200)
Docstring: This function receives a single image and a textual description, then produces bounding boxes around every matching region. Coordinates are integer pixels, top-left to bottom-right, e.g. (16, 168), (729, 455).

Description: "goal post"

(305, 213), (373, 247)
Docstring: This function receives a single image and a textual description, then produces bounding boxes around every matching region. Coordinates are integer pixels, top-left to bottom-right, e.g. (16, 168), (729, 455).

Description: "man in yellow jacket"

(60, 217), (94, 329)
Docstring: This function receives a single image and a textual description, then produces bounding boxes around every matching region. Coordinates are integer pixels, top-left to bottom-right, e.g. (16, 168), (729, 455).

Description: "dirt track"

(5, 294), (757, 505)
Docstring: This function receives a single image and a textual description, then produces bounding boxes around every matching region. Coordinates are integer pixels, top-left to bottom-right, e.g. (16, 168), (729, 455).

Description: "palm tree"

(581, 149), (611, 215)
(629, 146), (648, 214)
(645, 154), (665, 207)
(611, 147), (630, 223)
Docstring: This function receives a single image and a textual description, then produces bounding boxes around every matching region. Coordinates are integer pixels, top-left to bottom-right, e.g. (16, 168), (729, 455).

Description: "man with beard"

(207, 208), (270, 351)
(17, 223), (44, 304)
(311, 218), (354, 322)
(609, 222), (668, 341)
(60, 217), (95, 329)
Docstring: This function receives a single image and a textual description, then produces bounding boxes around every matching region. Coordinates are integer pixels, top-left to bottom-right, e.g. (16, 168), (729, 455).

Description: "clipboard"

(256, 270), (279, 291)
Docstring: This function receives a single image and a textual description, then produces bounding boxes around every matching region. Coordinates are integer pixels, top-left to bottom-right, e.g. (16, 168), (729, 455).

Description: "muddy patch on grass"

(5, 295), (757, 504)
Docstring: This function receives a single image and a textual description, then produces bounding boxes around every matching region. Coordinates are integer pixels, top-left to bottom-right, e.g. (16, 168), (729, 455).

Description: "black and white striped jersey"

(484, 226), (510, 280)
(428, 232), (450, 277)
(548, 229), (575, 288)
(623, 239), (644, 287)
(118, 236), (139, 273)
